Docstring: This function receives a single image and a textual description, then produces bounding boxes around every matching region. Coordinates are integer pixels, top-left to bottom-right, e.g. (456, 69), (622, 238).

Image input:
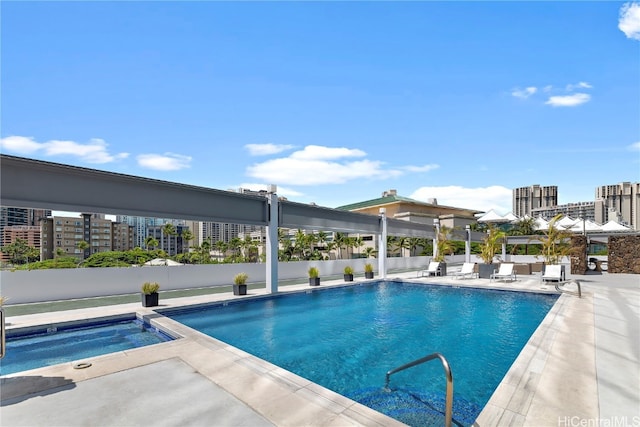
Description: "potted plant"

(478, 225), (506, 279)
(364, 263), (374, 279)
(141, 282), (160, 307)
(233, 272), (248, 296)
(308, 266), (320, 286)
(343, 266), (354, 282)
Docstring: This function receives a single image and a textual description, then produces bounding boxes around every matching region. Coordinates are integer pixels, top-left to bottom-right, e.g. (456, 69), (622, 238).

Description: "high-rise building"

(532, 202), (595, 221)
(595, 182), (639, 230)
(0, 207), (50, 246)
(512, 185), (558, 217)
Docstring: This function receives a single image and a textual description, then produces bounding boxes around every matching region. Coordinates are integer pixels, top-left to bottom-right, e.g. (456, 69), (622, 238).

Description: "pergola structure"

(1, 154), (440, 292)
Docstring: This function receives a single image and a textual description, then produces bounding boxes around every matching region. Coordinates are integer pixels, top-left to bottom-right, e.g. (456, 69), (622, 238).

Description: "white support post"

(465, 225), (471, 263)
(433, 218), (440, 260)
(502, 242), (507, 262)
(265, 185), (279, 294)
(378, 208), (387, 279)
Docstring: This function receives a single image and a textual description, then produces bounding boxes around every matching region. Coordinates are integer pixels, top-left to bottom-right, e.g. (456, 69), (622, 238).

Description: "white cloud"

(244, 143), (295, 156)
(619, 2), (640, 40)
(0, 135), (129, 163)
(543, 85), (553, 93)
(511, 86), (537, 99)
(402, 164), (440, 173)
(245, 144), (436, 186)
(290, 145), (366, 160)
(0, 135), (42, 154)
(545, 93), (591, 107)
(629, 141), (640, 151)
(136, 153), (191, 171)
(410, 185), (513, 214)
(566, 82), (593, 91)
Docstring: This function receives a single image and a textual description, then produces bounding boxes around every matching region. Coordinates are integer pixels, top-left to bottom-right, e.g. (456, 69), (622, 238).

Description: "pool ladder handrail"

(0, 307), (5, 359)
(555, 279), (582, 298)
(384, 352), (453, 427)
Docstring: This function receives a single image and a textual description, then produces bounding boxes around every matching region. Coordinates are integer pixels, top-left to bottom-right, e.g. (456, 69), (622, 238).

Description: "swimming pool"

(164, 281), (558, 426)
(0, 315), (175, 376)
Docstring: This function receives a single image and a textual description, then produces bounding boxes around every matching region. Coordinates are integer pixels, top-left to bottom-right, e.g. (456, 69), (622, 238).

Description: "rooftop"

(1, 268), (638, 426)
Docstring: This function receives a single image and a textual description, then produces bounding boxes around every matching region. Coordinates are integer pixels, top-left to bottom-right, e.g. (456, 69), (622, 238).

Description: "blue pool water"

(0, 318), (174, 376)
(165, 281), (558, 426)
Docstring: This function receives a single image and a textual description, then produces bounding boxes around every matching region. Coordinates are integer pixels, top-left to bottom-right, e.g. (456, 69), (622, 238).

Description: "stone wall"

(609, 235), (640, 274)
(570, 235), (587, 275)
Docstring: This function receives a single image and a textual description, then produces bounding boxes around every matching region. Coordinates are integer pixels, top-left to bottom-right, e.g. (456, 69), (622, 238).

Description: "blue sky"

(2, 1), (639, 216)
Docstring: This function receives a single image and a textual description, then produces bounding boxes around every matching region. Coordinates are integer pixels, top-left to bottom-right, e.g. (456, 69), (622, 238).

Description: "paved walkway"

(1, 270), (638, 426)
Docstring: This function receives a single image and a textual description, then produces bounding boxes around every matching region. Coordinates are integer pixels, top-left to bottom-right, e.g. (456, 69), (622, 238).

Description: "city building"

(0, 225), (41, 263)
(147, 224), (189, 256)
(595, 182), (640, 230)
(0, 207), (51, 246)
(40, 214), (135, 261)
(512, 185), (558, 217)
(532, 201), (596, 222)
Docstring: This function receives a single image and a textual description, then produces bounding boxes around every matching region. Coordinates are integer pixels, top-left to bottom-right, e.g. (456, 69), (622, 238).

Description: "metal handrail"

(555, 279), (582, 298)
(385, 352), (453, 427)
(0, 308), (5, 359)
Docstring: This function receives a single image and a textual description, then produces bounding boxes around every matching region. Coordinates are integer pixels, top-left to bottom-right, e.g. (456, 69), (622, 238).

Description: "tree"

(161, 223), (177, 254)
(434, 225), (454, 262)
(76, 240), (89, 258)
(145, 236), (159, 251)
(363, 246), (377, 259)
(1, 238), (33, 265)
(532, 214), (574, 265)
(480, 225), (506, 264)
(180, 229), (194, 254)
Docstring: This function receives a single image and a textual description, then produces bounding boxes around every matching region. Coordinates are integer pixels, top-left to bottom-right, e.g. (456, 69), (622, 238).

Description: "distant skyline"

(2, 1), (639, 215)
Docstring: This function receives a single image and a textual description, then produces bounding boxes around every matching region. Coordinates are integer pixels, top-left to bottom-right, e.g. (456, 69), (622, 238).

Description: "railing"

(0, 308), (5, 359)
(385, 352), (453, 427)
(555, 279), (582, 298)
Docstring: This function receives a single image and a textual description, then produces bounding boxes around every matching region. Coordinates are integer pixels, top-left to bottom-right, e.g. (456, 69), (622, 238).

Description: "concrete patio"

(1, 269), (638, 426)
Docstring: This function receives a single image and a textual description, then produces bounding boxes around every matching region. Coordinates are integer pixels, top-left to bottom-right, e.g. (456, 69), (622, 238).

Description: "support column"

(465, 225), (471, 263)
(433, 218), (440, 259)
(265, 185), (279, 294)
(378, 208), (387, 279)
(502, 241), (507, 262)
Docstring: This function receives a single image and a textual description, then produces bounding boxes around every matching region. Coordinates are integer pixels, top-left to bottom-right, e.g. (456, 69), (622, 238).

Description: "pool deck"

(1, 269), (638, 426)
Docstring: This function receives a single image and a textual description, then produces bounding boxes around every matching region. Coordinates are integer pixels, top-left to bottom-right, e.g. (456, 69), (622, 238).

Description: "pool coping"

(0, 271), (625, 426)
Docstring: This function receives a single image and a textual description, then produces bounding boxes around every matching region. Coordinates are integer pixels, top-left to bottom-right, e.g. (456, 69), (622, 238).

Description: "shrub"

(364, 263), (374, 273)
(308, 267), (320, 278)
(344, 266), (354, 275)
(234, 272), (248, 285)
(141, 282), (160, 294)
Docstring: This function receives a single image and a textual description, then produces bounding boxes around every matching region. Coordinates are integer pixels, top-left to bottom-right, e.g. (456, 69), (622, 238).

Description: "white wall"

(0, 255), (575, 305)
(0, 257), (432, 304)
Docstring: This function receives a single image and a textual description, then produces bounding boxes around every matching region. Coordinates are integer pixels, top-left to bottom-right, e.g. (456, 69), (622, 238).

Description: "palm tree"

(533, 214), (574, 265)
(76, 240), (90, 259)
(180, 229), (194, 254)
(363, 246), (377, 259)
(145, 236), (158, 251)
(161, 223), (177, 254)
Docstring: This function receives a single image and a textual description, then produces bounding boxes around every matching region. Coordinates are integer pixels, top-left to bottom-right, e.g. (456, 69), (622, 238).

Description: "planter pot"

(343, 274), (354, 282)
(364, 272), (374, 279)
(478, 264), (495, 279)
(309, 277), (320, 286)
(233, 284), (247, 296)
(141, 292), (159, 307)
(437, 262), (447, 277)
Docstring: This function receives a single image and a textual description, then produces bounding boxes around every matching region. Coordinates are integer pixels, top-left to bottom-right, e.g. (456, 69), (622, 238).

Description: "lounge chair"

(490, 263), (517, 282)
(542, 264), (565, 282)
(453, 262), (478, 279)
(417, 261), (442, 277)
